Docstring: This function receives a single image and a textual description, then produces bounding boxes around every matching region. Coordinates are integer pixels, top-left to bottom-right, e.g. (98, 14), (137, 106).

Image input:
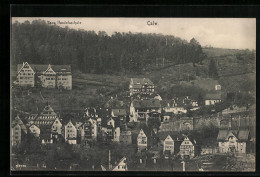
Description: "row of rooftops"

(16, 101), (252, 130)
(140, 127), (250, 148)
(17, 62), (72, 74)
(217, 129), (250, 142)
(139, 128), (197, 146)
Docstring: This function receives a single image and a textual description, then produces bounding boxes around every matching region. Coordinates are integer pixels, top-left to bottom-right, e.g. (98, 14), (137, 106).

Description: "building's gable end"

(165, 135), (174, 142)
(17, 62), (35, 75)
(225, 131), (237, 141)
(43, 64), (56, 75)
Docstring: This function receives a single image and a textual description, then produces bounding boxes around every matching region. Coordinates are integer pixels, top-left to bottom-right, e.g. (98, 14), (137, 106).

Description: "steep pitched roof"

(217, 129), (249, 142)
(17, 64), (71, 73)
(112, 157), (127, 171)
(156, 131), (183, 141)
(182, 135), (197, 145)
(237, 129), (250, 141)
(101, 117), (120, 128)
(133, 99), (160, 109)
(217, 129), (229, 141)
(12, 116), (27, 134)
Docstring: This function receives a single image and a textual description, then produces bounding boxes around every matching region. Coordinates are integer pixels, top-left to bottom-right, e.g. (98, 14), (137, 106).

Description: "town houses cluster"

(12, 68), (254, 170)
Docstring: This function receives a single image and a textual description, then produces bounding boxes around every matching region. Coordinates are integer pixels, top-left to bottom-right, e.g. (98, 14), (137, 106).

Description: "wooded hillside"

(11, 20), (205, 74)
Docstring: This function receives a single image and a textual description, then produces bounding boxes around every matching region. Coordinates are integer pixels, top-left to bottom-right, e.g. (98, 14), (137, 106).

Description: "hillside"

(11, 20), (255, 115)
(11, 20), (205, 75)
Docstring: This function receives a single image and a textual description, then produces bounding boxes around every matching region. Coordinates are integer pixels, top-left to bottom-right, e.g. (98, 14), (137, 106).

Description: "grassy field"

(179, 77), (219, 92)
(202, 48), (243, 57)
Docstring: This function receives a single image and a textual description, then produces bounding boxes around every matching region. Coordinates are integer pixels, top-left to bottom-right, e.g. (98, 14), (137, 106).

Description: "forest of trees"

(11, 20), (205, 74)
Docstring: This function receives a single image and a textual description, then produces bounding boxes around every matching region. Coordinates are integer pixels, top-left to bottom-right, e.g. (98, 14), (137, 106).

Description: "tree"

(12, 20), (206, 75)
(208, 59), (218, 78)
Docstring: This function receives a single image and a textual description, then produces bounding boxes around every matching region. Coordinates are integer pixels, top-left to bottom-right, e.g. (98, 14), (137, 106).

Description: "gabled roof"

(112, 109), (127, 117)
(12, 116), (27, 134)
(101, 156), (127, 171)
(156, 131), (183, 141)
(65, 120), (76, 127)
(36, 104), (57, 121)
(237, 129), (250, 141)
(182, 135), (197, 145)
(138, 129), (147, 137)
(133, 99), (161, 109)
(112, 157), (127, 171)
(17, 62), (35, 75)
(101, 117), (120, 128)
(17, 63), (71, 73)
(217, 129), (249, 141)
(138, 125), (156, 139)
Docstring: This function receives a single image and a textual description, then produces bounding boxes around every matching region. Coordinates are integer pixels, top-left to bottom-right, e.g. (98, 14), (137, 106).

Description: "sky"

(12, 17), (256, 50)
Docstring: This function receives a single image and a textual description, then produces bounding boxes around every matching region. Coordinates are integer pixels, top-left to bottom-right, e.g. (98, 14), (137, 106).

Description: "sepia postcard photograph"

(10, 17), (256, 173)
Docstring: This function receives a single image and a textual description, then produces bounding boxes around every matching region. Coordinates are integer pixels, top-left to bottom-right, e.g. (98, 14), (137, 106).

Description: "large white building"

(16, 62), (72, 90)
(129, 78), (154, 96)
(137, 129), (148, 152)
(217, 129), (250, 154)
